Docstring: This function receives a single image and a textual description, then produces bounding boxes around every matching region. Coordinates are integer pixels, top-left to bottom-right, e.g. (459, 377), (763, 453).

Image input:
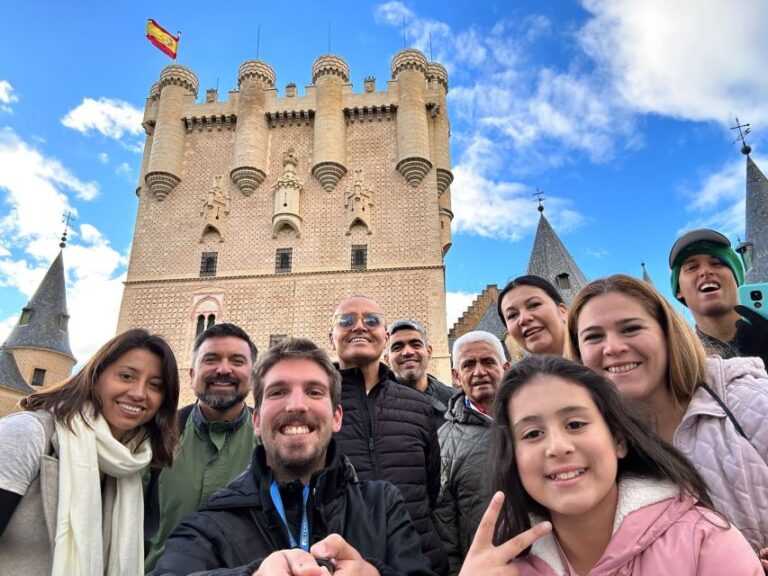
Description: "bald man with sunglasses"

(329, 296), (447, 575)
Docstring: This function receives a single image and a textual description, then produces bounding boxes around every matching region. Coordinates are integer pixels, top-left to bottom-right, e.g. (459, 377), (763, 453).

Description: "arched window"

(207, 314), (215, 329)
(196, 314), (205, 336)
(200, 252), (218, 277)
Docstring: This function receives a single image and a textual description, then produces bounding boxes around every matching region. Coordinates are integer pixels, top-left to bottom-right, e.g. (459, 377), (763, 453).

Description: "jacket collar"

(336, 362), (395, 390)
(528, 477), (682, 573)
(445, 391), (493, 426)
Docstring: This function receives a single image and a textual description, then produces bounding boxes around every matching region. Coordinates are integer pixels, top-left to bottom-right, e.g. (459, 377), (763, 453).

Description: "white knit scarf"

(52, 408), (152, 576)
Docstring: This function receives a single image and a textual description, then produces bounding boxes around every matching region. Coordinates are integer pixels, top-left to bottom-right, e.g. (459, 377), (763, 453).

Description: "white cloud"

(446, 291), (478, 329)
(0, 128), (98, 256)
(450, 134), (586, 241)
(61, 97), (143, 140)
(0, 129), (126, 364)
(677, 155), (765, 239)
(115, 161), (134, 181)
(579, 0), (768, 124)
(0, 80), (19, 113)
(97, 152), (109, 164)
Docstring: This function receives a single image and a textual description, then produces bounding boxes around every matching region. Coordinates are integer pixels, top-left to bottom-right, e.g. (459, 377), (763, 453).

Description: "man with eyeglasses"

(329, 296), (447, 575)
(386, 319), (458, 428)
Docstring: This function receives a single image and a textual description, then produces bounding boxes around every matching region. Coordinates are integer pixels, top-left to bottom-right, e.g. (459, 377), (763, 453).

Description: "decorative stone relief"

(345, 170), (373, 235)
(272, 147), (304, 237)
(200, 176), (231, 242)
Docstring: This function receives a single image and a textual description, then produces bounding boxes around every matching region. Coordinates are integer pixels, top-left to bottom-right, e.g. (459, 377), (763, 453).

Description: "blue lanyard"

(270, 480), (310, 551)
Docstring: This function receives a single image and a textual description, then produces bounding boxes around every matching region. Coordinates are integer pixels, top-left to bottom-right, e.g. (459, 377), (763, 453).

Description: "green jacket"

(144, 403), (254, 572)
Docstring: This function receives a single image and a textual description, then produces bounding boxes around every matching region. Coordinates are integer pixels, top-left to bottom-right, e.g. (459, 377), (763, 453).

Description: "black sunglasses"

(333, 312), (385, 329)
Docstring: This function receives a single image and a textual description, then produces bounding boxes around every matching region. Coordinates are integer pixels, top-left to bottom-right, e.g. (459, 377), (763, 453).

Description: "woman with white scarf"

(0, 328), (180, 575)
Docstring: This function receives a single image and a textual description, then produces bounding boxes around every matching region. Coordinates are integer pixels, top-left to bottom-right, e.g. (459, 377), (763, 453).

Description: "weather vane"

(532, 188), (545, 213)
(730, 116), (752, 155)
(60, 211), (75, 248)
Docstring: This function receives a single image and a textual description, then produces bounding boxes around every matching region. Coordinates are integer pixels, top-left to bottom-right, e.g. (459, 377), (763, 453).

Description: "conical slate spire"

(745, 155), (768, 282)
(0, 346), (34, 394)
(526, 211), (588, 305)
(4, 251), (74, 359)
(641, 262), (654, 285)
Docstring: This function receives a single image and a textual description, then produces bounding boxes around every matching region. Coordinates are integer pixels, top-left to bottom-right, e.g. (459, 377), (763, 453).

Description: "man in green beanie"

(670, 228), (767, 364)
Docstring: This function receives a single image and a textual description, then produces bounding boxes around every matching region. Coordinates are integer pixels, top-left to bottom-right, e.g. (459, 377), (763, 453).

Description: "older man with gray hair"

(433, 330), (510, 575)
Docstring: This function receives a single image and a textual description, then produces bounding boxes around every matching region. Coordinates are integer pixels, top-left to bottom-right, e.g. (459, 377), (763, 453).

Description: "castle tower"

(392, 49), (432, 187)
(526, 204), (588, 304)
(745, 154), (768, 282)
(2, 250), (76, 411)
(427, 61), (454, 255)
(231, 60), (276, 195)
(144, 64), (199, 200)
(311, 55), (349, 192)
(118, 52), (454, 405)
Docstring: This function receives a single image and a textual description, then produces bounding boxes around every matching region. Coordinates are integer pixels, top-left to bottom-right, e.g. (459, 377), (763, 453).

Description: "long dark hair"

(489, 354), (715, 548)
(21, 328), (180, 467)
(497, 275), (565, 324)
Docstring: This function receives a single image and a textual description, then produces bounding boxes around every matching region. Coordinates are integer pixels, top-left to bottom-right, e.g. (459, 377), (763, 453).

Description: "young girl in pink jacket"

(460, 355), (761, 575)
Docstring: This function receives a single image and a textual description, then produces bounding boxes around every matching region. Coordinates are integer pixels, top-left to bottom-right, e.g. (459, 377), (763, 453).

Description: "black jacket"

(149, 440), (435, 576)
(424, 374), (459, 428)
(334, 363), (447, 575)
(434, 392), (493, 576)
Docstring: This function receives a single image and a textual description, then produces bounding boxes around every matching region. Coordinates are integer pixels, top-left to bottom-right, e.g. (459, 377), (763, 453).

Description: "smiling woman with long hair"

(0, 328), (180, 575)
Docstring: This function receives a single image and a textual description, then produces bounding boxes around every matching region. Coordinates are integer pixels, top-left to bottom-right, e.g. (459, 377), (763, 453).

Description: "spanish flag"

(146, 19), (179, 59)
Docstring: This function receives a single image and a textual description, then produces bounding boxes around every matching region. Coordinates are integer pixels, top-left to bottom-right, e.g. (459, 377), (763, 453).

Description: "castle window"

(269, 334), (287, 348)
(19, 307), (32, 326)
(200, 252), (218, 277)
(351, 245), (368, 270)
(556, 273), (571, 291)
(31, 368), (46, 387)
(275, 248), (292, 274)
(195, 313), (216, 337)
(58, 314), (69, 331)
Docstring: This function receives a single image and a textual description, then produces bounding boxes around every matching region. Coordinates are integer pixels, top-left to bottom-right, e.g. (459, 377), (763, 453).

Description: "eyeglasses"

(333, 312), (385, 329)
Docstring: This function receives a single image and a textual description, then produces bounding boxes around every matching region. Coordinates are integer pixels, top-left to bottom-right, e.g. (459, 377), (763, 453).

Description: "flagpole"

(176, 31), (182, 64)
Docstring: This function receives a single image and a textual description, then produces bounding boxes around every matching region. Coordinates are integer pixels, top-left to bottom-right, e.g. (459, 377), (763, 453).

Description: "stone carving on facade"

(272, 147), (304, 237)
(200, 175), (231, 242)
(345, 170), (373, 235)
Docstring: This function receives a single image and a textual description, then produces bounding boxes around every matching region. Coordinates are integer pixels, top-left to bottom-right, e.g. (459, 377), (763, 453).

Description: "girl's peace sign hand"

(459, 491), (552, 576)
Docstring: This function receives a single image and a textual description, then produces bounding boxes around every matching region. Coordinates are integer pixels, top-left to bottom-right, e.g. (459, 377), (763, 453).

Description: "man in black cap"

(669, 228), (767, 365)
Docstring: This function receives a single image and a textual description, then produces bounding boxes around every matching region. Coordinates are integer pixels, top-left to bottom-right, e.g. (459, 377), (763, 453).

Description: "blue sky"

(1, 0), (766, 362)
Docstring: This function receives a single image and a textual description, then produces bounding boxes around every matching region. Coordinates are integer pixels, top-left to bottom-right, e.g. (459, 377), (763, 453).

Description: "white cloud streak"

(0, 80), (19, 113)
(61, 97), (143, 140)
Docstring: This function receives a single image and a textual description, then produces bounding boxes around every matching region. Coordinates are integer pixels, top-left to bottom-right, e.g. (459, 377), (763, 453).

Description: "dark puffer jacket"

(150, 441), (435, 576)
(334, 363), (447, 575)
(434, 392), (493, 576)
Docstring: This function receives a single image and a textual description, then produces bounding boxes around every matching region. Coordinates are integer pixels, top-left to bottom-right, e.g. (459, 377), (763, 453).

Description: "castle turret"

(311, 55), (349, 192)
(145, 64), (199, 200)
(392, 49), (432, 187)
(427, 62), (453, 254)
(231, 60), (276, 196)
(4, 250), (76, 389)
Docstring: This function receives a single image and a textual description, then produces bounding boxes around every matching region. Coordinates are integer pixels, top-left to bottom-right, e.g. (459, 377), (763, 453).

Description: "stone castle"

(116, 49), (455, 404)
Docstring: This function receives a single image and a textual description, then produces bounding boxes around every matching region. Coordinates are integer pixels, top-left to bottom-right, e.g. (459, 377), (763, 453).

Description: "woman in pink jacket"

(568, 274), (768, 564)
(459, 355), (760, 575)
